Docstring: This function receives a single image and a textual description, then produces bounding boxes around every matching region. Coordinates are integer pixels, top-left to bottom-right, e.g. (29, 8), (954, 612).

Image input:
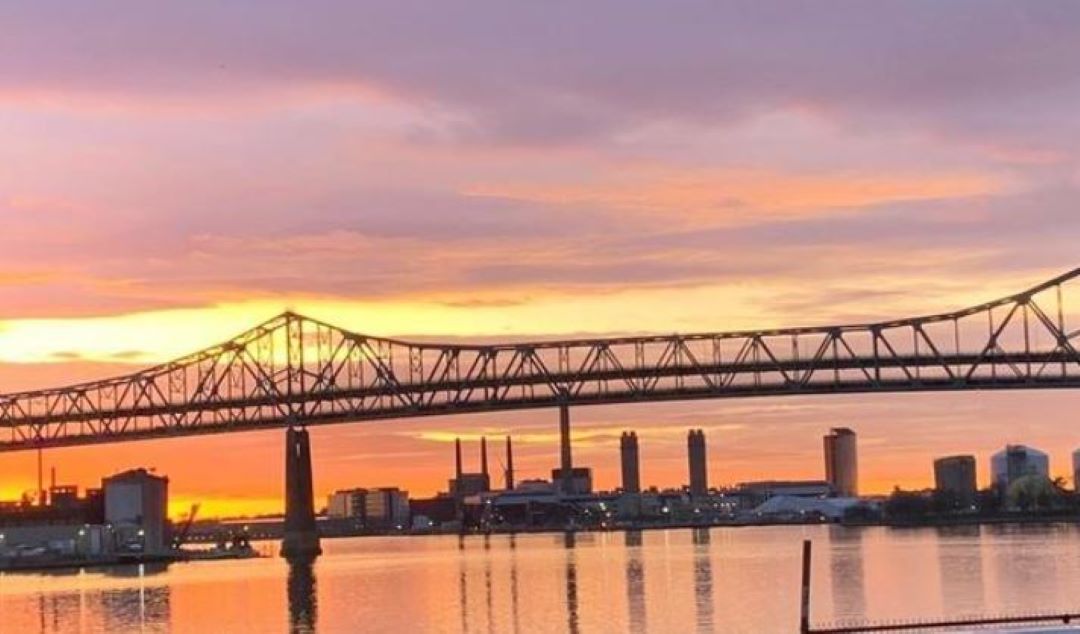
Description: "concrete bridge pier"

(559, 400), (573, 495)
(281, 426), (322, 560)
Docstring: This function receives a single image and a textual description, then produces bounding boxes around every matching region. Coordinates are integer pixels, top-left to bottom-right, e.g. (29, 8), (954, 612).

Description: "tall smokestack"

(505, 436), (515, 490)
(620, 431), (641, 494)
(455, 438), (463, 480)
(481, 437), (489, 477)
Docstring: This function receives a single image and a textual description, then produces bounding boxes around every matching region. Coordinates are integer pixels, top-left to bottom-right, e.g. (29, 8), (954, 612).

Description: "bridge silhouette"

(6, 267), (1080, 558)
(3, 267), (1080, 452)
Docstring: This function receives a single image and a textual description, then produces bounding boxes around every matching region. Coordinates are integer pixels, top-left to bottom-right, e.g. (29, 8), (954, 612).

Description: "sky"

(3, 1), (1080, 518)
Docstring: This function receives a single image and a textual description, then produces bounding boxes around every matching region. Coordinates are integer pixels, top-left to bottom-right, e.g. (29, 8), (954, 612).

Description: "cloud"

(4, 2), (1080, 155)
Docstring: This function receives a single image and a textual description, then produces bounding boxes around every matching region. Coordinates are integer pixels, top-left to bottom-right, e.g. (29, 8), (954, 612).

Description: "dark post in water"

(800, 539), (812, 634)
(282, 426), (322, 560)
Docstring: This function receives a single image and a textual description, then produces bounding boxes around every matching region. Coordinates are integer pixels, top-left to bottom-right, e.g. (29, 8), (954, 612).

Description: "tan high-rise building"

(823, 428), (858, 497)
(687, 429), (708, 498)
(620, 431), (641, 494)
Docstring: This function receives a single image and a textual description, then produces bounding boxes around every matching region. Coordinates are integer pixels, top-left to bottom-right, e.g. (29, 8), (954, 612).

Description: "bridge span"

(5, 267), (1080, 558)
(3, 267), (1080, 452)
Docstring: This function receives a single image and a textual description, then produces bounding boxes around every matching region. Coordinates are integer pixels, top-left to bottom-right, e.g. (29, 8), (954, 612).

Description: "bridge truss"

(3, 268), (1080, 451)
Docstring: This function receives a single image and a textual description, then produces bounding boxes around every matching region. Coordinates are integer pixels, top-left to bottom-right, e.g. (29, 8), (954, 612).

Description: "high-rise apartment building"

(933, 455), (977, 506)
(687, 429), (708, 498)
(824, 427), (858, 497)
(620, 431), (641, 494)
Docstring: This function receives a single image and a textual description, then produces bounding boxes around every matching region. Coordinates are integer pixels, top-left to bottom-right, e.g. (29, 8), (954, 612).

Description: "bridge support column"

(281, 426), (322, 560)
(559, 400), (573, 495)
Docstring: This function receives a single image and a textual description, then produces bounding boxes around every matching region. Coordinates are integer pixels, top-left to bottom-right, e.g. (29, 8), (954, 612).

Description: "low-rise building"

(550, 468), (593, 495)
(326, 487), (409, 528)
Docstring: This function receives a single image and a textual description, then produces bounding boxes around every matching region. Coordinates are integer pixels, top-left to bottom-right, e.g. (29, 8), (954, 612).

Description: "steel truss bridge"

(4, 268), (1080, 452)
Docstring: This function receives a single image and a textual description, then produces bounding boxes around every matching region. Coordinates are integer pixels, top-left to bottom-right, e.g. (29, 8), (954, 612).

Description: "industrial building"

(735, 480), (833, 509)
(103, 468), (170, 555)
(1, 468), (168, 561)
(824, 427), (858, 497)
(449, 438), (493, 498)
(550, 468), (593, 495)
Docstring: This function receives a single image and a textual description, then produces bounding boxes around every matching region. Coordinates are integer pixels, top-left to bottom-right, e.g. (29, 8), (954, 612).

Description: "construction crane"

(173, 503), (201, 548)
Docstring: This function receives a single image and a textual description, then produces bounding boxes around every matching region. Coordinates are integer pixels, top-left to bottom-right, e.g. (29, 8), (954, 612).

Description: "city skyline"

(8, 405), (1080, 520)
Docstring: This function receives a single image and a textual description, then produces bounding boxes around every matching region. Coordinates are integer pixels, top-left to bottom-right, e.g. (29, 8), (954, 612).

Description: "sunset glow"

(3, 2), (1080, 522)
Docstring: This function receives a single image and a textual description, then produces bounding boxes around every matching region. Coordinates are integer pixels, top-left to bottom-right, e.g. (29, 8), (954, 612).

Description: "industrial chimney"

(505, 436), (515, 490)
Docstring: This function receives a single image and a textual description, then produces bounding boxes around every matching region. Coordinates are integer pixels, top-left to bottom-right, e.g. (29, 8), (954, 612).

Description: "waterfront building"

(990, 444), (1049, 488)
(933, 455), (977, 506)
(752, 495), (862, 521)
(620, 431), (641, 494)
(327, 488), (410, 528)
(327, 489), (366, 519)
(736, 480), (833, 509)
(687, 429), (708, 498)
(550, 468), (593, 495)
(823, 428), (858, 497)
(450, 473), (493, 497)
(364, 488), (410, 528)
(408, 495), (457, 526)
(103, 468), (169, 554)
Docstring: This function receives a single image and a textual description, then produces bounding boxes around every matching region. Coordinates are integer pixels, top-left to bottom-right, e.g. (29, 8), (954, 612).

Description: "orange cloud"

(465, 167), (1007, 225)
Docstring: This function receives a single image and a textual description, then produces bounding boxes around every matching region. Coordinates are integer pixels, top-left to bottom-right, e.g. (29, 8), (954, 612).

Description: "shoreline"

(8, 515), (1080, 574)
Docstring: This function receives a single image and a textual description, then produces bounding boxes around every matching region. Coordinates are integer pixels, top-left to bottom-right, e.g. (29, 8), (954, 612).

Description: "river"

(2, 523), (1080, 633)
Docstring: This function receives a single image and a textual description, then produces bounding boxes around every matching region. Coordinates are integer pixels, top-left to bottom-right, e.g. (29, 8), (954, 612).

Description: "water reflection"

(692, 528), (714, 633)
(13, 526), (1080, 633)
(287, 560), (317, 634)
(935, 525), (985, 617)
(103, 562), (171, 579)
(625, 530), (647, 633)
(828, 527), (866, 622)
(509, 534), (521, 634)
(98, 564), (172, 633)
(458, 535), (469, 634)
(564, 532), (580, 634)
(484, 534), (495, 634)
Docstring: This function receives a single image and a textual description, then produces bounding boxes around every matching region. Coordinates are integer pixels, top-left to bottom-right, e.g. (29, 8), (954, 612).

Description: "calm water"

(3, 524), (1080, 633)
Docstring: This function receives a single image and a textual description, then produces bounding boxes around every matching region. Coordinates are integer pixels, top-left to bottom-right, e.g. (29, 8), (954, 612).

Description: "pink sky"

(3, 2), (1080, 517)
